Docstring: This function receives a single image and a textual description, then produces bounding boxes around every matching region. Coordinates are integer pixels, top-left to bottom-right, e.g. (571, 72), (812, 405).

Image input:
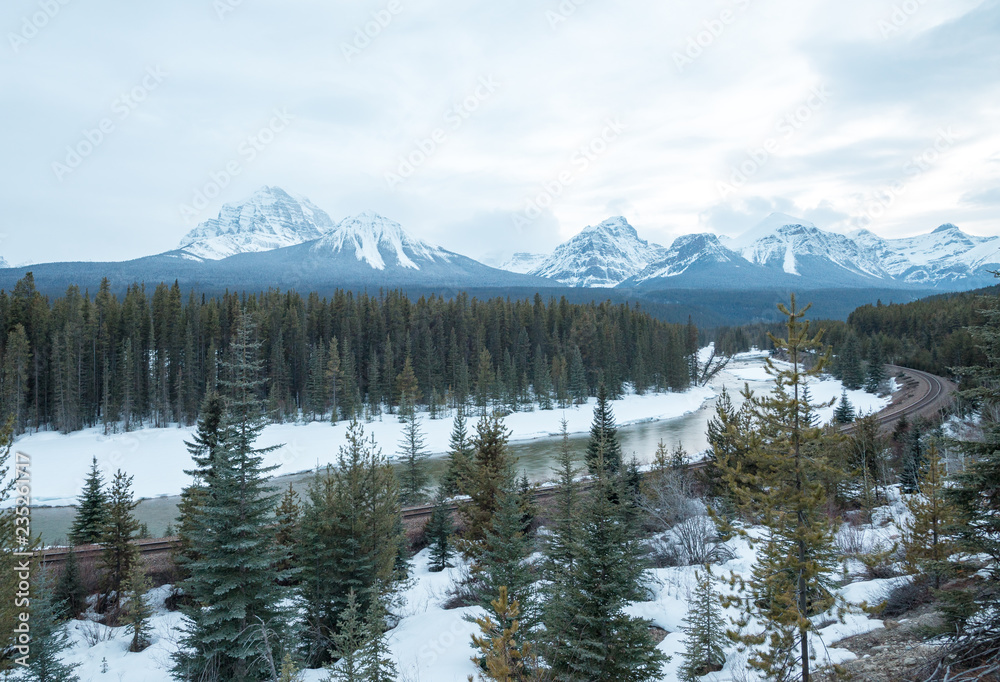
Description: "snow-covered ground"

(38, 523), (910, 682)
(16, 385), (715, 507)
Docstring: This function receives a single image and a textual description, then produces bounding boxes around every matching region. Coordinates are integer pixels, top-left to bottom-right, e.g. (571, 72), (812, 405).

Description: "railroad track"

(37, 364), (955, 567)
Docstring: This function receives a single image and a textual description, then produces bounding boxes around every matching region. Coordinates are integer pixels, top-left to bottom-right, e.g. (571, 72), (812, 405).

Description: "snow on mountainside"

(633, 233), (740, 280)
(499, 252), (547, 274)
(849, 223), (1000, 284)
(176, 186), (334, 260)
(310, 210), (452, 270)
(730, 215), (891, 280)
(529, 216), (667, 287)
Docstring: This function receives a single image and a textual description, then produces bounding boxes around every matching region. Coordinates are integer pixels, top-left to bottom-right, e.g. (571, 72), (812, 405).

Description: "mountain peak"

(177, 186), (334, 260)
(313, 212), (448, 270)
(529, 216), (665, 287)
(931, 223), (960, 234)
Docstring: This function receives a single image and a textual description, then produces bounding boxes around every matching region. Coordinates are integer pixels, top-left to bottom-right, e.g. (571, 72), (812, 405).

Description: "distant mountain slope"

(175, 186), (334, 260)
(528, 216), (667, 287)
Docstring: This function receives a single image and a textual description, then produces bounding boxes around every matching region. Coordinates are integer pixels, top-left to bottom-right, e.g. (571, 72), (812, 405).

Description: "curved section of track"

(37, 365), (956, 567)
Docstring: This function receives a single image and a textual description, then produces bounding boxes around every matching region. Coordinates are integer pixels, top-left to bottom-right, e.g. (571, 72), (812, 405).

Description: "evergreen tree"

(326, 336), (341, 424)
(836, 334), (865, 390)
(175, 391), (226, 578)
(359, 589), (397, 682)
(395, 353), (421, 417)
(275, 482), (301, 575)
(469, 586), (540, 682)
(442, 410), (474, 497)
(543, 465), (665, 681)
(903, 443), (958, 589)
(55, 549), (86, 620)
(678, 569), (726, 682)
(0, 419), (30, 670)
(397, 408), (429, 505)
(704, 386), (759, 497)
(717, 296), (840, 682)
(568, 345), (587, 404)
(427, 490), (454, 572)
(540, 419), (584, 669)
(100, 469), (140, 619)
(69, 456), (107, 545)
(326, 589), (364, 682)
(532, 348), (553, 410)
(901, 419), (925, 494)
(459, 414), (514, 553)
(122, 560), (153, 652)
(278, 653), (300, 682)
(20, 570), (81, 682)
(297, 421), (402, 667)
(864, 339), (887, 393)
(585, 382), (622, 475)
(472, 477), (537, 634)
(173, 312), (289, 682)
(944, 280), (1000, 654)
(833, 389), (855, 424)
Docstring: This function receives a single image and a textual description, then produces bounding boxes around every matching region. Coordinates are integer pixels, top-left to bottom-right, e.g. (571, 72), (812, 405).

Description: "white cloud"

(0, 0), (997, 265)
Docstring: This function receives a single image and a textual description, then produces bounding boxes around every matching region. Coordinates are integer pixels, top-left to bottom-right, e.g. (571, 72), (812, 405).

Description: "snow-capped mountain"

(850, 223), (1000, 285)
(500, 252), (547, 274)
(527, 216), (667, 287)
(175, 186), (335, 260)
(310, 211), (452, 270)
(631, 234), (742, 281)
(723, 213), (891, 282)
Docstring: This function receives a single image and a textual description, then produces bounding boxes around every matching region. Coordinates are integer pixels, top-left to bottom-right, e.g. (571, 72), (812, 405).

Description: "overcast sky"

(2, 0), (998, 265)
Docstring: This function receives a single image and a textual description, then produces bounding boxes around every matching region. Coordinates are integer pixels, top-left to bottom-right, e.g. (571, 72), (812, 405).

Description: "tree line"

(0, 274), (697, 435)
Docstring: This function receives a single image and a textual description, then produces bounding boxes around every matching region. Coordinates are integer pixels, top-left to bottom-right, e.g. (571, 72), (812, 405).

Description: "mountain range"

(1, 186), (996, 322)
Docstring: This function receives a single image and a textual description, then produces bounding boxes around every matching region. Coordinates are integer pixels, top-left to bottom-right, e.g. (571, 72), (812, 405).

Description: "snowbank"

(16, 385), (716, 506)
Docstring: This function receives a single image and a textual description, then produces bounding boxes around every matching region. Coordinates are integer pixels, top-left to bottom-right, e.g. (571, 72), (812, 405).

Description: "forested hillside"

(0, 274), (695, 435)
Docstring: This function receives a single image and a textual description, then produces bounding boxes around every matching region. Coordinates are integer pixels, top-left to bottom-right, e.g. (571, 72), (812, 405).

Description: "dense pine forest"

(0, 273), (696, 435)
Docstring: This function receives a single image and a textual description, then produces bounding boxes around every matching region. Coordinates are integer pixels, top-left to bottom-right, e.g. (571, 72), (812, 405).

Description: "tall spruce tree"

(175, 391), (226, 580)
(427, 490), (454, 572)
(585, 382), (622, 475)
(944, 278), (1000, 660)
(123, 560), (153, 652)
(903, 443), (958, 589)
(55, 549), (86, 620)
(326, 589), (364, 682)
(901, 419), (926, 494)
(459, 414), (515, 553)
(397, 408), (429, 505)
(100, 469), (140, 619)
(833, 389), (855, 424)
(472, 475), (537, 634)
(297, 421), (402, 667)
(173, 311), (289, 682)
(679, 569), (726, 682)
(69, 456), (107, 545)
(543, 463), (665, 681)
(865, 339), (887, 393)
(717, 296), (840, 682)
(442, 410), (475, 497)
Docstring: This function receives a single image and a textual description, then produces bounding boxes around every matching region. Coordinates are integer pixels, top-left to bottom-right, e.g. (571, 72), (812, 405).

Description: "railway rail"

(36, 364), (954, 568)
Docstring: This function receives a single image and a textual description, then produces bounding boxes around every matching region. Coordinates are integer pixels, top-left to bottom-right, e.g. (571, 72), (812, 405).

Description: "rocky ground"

(816, 606), (945, 681)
